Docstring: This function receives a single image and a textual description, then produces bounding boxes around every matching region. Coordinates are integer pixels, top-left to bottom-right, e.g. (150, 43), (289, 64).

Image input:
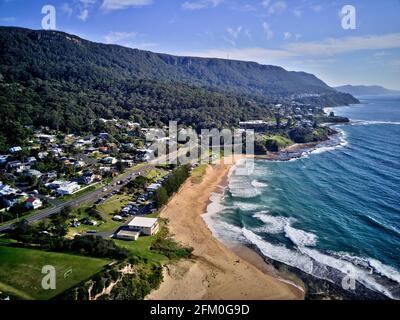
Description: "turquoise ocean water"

(205, 95), (400, 299)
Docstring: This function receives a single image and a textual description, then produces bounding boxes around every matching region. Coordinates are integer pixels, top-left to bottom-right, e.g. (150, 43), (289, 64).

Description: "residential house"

(25, 197), (43, 210)
(56, 182), (81, 196)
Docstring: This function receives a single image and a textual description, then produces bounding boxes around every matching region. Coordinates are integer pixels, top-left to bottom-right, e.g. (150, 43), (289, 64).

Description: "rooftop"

(128, 217), (158, 228)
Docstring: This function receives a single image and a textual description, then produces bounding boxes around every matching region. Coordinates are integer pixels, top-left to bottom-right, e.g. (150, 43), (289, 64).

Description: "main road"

(0, 164), (154, 232)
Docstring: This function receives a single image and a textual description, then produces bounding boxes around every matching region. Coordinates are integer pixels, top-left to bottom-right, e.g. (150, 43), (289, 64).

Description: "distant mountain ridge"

(0, 26), (358, 151)
(335, 85), (400, 96)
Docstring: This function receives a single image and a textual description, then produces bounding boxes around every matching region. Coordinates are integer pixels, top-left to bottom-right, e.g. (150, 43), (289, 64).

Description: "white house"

(127, 217), (159, 236)
(25, 197), (43, 210)
(0, 183), (19, 196)
(57, 182), (81, 195)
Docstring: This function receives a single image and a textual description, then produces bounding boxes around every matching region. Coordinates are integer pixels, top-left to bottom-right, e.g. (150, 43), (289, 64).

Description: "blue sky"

(1, 0), (400, 89)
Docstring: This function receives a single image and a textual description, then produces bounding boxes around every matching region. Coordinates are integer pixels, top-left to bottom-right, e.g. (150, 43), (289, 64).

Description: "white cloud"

(60, 3), (73, 17)
(101, 0), (153, 11)
(78, 9), (89, 21)
(79, 0), (97, 5)
(179, 47), (292, 63)
(310, 4), (322, 13)
(262, 0), (287, 16)
(284, 32), (292, 40)
(285, 33), (400, 56)
(74, 0), (97, 21)
(292, 9), (302, 17)
(176, 33), (400, 65)
(262, 22), (273, 40)
(227, 26), (242, 39)
(182, 0), (223, 11)
(0, 16), (16, 22)
(104, 31), (138, 43)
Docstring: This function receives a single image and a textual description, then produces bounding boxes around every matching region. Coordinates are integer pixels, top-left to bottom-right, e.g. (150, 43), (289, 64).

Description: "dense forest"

(0, 27), (358, 152)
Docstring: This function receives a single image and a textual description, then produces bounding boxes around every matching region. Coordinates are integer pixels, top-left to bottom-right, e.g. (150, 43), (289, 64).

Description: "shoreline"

(146, 155), (304, 300)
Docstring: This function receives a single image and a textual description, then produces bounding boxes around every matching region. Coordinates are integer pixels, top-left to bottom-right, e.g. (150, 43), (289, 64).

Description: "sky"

(1, 0), (400, 89)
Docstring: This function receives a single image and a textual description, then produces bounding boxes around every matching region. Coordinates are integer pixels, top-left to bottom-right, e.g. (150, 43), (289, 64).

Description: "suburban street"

(0, 164), (153, 232)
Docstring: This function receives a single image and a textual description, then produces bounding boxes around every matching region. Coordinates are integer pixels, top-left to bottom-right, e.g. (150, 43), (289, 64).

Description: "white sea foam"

(351, 120), (400, 126)
(300, 247), (399, 299)
(253, 212), (292, 234)
(202, 192), (245, 243)
(309, 128), (348, 155)
(242, 228), (400, 299)
(233, 201), (264, 211)
(334, 252), (400, 285)
(253, 212), (317, 247)
(228, 176), (262, 198)
(284, 225), (318, 247)
(242, 228), (315, 274)
(251, 180), (269, 188)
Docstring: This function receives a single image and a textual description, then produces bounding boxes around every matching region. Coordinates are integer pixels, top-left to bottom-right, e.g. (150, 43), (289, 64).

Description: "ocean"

(205, 95), (400, 299)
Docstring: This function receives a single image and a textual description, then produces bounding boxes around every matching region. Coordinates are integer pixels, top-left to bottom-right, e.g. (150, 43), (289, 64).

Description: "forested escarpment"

(0, 27), (358, 151)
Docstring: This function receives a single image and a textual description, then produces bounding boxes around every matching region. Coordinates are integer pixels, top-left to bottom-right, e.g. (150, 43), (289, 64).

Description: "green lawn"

(113, 236), (167, 264)
(112, 219), (168, 264)
(0, 246), (109, 300)
(144, 167), (168, 181)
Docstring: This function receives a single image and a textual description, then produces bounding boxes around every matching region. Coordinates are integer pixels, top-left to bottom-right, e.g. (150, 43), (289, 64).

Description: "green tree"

(153, 187), (168, 209)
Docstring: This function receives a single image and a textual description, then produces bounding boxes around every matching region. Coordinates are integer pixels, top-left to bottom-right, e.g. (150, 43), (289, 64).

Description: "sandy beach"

(147, 156), (304, 300)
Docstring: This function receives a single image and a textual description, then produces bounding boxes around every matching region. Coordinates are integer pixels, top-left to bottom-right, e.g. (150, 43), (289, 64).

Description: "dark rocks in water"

(289, 126), (335, 144)
(319, 116), (350, 124)
(247, 244), (388, 300)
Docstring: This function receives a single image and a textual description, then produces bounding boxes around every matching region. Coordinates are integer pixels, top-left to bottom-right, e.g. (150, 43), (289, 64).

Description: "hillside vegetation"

(0, 27), (358, 152)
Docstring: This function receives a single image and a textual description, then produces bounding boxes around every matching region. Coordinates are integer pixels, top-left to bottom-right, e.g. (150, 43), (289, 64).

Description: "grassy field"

(112, 219), (168, 264)
(113, 237), (167, 264)
(144, 167), (168, 181)
(0, 245), (110, 300)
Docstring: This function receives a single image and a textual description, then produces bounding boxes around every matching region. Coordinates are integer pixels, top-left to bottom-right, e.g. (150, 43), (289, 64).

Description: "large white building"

(127, 217), (159, 236)
(56, 182), (81, 196)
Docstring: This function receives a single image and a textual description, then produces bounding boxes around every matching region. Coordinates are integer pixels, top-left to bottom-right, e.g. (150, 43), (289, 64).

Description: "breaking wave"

(242, 228), (400, 299)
